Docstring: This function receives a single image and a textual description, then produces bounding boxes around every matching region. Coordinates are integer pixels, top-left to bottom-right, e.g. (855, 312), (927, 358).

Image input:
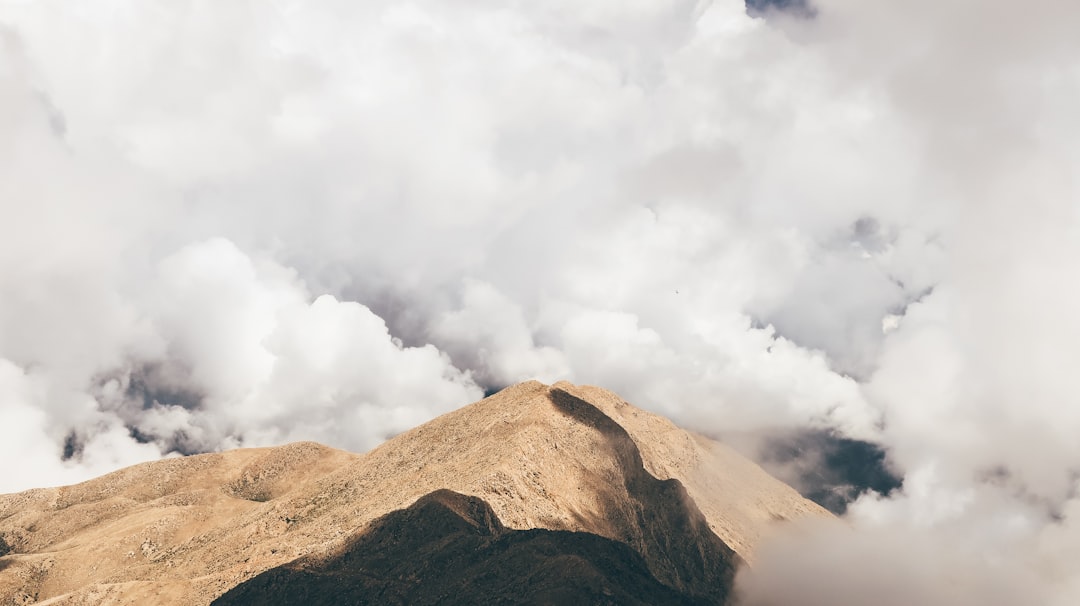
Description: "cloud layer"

(2, 0), (1079, 601)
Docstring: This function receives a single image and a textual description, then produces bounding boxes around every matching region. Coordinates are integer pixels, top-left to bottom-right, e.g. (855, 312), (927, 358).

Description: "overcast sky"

(2, 0), (1079, 602)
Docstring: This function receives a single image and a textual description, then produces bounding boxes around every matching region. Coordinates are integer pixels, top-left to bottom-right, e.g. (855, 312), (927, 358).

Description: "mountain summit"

(0, 381), (828, 605)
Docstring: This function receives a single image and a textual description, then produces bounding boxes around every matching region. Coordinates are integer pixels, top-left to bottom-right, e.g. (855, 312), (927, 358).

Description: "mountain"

(0, 381), (829, 605)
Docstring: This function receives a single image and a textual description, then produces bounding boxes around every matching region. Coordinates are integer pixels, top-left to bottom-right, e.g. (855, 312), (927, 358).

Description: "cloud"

(0, 359), (162, 493)
(2, 0), (1080, 600)
(103, 238), (483, 455)
(429, 279), (570, 386)
(738, 480), (1080, 605)
(734, 514), (1048, 606)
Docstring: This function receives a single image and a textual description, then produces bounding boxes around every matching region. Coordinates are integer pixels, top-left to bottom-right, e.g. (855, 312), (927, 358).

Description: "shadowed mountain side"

(213, 489), (719, 606)
(547, 388), (739, 601)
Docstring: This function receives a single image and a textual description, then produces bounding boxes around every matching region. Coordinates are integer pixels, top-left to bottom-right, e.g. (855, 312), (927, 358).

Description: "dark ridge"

(482, 384), (509, 399)
(746, 0), (815, 19)
(212, 489), (729, 606)
(759, 429), (903, 514)
(0, 534), (11, 557)
(61, 431), (81, 462)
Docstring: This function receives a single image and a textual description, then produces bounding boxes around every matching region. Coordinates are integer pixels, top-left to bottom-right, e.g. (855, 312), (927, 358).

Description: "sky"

(1, 0), (1079, 602)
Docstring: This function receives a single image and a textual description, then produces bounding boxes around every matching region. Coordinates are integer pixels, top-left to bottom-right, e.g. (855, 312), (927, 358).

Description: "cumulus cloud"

(1, 0), (1079, 601)
(429, 279), (570, 386)
(95, 238), (482, 457)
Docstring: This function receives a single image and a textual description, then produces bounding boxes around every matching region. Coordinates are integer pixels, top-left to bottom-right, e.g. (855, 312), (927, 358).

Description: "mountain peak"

(0, 381), (828, 604)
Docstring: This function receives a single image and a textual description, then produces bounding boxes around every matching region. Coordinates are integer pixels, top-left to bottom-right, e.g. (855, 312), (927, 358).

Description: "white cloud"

(129, 238), (484, 452)
(429, 279), (570, 386)
(0, 359), (160, 492)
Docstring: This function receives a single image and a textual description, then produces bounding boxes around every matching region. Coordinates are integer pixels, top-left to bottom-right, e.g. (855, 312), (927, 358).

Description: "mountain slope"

(0, 381), (828, 605)
(213, 489), (718, 606)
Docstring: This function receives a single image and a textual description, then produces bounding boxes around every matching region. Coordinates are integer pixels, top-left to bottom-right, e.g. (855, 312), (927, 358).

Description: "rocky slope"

(0, 381), (829, 605)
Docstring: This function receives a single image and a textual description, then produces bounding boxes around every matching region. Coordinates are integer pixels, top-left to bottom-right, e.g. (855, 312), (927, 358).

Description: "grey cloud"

(735, 517), (1048, 606)
(746, 0), (816, 19)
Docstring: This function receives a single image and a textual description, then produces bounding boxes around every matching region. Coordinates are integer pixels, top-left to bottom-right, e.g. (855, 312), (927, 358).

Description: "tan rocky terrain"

(0, 381), (829, 605)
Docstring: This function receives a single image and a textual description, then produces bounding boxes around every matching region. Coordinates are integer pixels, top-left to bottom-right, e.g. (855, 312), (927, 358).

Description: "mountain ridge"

(0, 381), (828, 605)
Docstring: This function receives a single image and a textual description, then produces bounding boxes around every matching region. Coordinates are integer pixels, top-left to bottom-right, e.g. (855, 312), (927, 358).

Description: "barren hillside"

(0, 381), (828, 605)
